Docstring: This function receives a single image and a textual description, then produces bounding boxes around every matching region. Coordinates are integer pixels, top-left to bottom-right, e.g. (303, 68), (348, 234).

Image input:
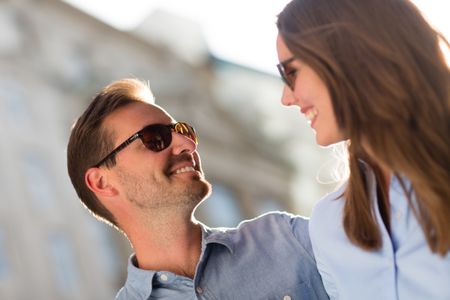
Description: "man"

(67, 78), (328, 299)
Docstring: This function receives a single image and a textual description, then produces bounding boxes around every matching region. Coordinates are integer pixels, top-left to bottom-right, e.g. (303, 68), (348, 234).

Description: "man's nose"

(170, 132), (197, 155)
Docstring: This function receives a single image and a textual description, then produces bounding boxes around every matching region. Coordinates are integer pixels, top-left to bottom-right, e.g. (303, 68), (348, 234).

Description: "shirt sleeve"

(287, 213), (317, 261)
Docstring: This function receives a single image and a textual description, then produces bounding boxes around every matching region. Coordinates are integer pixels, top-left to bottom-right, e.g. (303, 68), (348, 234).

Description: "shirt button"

(196, 287), (204, 294)
(160, 274), (168, 281)
(283, 296), (291, 300)
(396, 210), (402, 220)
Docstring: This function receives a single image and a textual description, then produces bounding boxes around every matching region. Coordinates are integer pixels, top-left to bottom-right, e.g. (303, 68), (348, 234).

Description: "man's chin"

(173, 177), (211, 206)
(192, 179), (212, 201)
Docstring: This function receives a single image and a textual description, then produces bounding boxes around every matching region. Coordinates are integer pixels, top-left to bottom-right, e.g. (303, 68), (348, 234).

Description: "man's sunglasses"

(276, 56), (296, 90)
(94, 122), (198, 168)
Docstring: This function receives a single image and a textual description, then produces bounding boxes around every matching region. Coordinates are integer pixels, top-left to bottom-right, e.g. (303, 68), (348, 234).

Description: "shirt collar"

(122, 222), (234, 298)
(198, 221), (235, 254)
(123, 254), (157, 300)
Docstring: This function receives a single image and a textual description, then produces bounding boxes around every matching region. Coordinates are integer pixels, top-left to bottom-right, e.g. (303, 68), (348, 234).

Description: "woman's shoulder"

(310, 183), (347, 233)
(314, 183), (346, 214)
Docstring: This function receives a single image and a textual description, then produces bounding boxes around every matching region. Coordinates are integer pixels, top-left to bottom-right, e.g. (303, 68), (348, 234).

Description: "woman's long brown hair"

(278, 0), (450, 255)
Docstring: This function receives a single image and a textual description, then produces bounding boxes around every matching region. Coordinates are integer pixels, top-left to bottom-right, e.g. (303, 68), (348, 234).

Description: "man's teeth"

(305, 108), (318, 123)
(175, 166), (195, 174)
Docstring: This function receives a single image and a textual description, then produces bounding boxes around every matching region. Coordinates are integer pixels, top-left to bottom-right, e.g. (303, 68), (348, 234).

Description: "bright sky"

(62, 0), (290, 74)
(63, 0), (449, 73)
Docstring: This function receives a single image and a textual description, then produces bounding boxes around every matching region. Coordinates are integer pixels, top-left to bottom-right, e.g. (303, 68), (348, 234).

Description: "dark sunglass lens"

(277, 57), (296, 90)
(282, 68), (293, 89)
(187, 126), (198, 144)
(277, 65), (291, 88)
(140, 125), (172, 152)
(175, 122), (198, 144)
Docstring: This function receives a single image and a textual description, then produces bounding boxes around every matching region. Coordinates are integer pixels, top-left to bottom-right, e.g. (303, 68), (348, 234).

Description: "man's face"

(103, 102), (211, 212)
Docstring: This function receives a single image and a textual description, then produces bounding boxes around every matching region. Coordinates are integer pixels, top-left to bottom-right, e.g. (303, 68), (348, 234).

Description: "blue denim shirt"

(116, 212), (328, 300)
(310, 164), (450, 300)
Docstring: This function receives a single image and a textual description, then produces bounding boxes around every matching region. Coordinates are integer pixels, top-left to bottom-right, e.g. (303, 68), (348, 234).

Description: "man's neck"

(128, 215), (202, 279)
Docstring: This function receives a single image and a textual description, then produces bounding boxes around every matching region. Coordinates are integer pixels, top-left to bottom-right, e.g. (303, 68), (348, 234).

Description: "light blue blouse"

(310, 164), (450, 300)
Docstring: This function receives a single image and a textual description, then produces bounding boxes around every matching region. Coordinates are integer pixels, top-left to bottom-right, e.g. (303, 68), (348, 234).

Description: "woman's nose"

(280, 85), (296, 106)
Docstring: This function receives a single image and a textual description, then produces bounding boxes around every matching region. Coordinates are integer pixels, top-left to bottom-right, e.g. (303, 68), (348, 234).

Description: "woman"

(276, 0), (450, 299)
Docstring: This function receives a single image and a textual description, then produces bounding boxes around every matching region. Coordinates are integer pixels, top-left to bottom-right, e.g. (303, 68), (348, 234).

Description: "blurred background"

(0, 0), (448, 299)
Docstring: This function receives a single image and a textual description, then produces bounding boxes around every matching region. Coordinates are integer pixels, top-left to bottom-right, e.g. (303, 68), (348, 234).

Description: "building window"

(195, 184), (243, 227)
(0, 7), (23, 55)
(0, 79), (30, 127)
(0, 228), (10, 280)
(86, 218), (121, 276)
(21, 152), (55, 211)
(48, 233), (80, 292)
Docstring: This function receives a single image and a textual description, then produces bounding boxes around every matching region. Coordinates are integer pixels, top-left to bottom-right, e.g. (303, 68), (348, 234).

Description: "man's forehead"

(105, 102), (174, 139)
(111, 102), (172, 121)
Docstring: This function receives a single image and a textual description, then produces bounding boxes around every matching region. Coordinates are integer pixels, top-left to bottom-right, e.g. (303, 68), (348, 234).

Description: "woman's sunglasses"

(276, 56), (297, 90)
(94, 122), (198, 168)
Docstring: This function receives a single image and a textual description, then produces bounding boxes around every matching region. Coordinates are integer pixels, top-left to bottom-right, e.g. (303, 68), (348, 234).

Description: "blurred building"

(0, 0), (334, 299)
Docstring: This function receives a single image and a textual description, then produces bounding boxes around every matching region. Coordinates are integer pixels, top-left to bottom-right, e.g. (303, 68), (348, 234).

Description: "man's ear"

(85, 167), (118, 198)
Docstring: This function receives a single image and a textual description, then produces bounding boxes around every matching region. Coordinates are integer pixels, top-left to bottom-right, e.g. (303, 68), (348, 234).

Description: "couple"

(67, 0), (450, 299)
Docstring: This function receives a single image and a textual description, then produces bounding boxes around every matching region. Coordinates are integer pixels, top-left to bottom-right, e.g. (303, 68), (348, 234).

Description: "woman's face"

(276, 34), (344, 147)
